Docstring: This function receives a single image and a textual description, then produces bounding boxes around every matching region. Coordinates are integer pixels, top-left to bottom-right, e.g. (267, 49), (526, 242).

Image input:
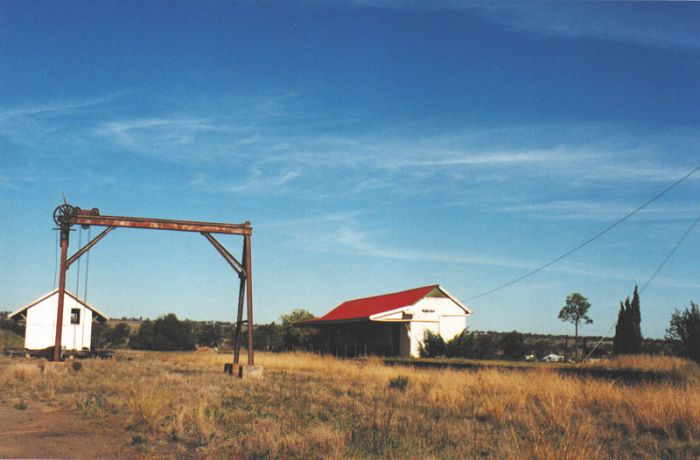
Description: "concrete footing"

(224, 363), (263, 379)
(238, 365), (264, 379)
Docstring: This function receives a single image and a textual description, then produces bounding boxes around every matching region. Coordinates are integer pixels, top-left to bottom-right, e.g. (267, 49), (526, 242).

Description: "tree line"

(2, 288), (698, 363)
(421, 287), (699, 364)
(89, 309), (321, 352)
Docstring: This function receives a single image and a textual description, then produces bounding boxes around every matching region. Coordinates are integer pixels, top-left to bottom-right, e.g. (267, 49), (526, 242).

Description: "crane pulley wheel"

(53, 204), (75, 227)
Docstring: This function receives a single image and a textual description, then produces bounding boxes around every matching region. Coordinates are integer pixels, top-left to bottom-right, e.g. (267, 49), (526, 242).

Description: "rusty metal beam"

(245, 234), (254, 366)
(233, 276), (246, 365)
(233, 239), (247, 365)
(66, 226), (115, 268)
(72, 214), (252, 235)
(201, 232), (246, 277)
(53, 229), (69, 362)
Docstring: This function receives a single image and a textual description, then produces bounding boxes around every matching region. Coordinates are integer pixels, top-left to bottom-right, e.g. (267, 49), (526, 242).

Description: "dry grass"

(583, 354), (695, 373)
(1, 351), (699, 459)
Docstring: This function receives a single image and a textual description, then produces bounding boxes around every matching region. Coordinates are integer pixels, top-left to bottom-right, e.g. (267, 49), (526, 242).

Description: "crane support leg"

(53, 228), (69, 362)
(245, 234), (254, 366)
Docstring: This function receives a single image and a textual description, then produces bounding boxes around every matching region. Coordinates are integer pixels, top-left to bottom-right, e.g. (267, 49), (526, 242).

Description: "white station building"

(9, 289), (109, 351)
(302, 285), (471, 358)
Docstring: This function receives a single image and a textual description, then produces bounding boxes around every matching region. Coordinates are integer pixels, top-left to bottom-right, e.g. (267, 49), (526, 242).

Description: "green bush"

(666, 301), (700, 364)
(129, 314), (195, 351)
(419, 330), (446, 358)
(387, 375), (409, 392)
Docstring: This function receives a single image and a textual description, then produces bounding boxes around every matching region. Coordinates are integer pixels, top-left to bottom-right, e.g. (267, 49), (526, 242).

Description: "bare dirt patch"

(0, 401), (140, 459)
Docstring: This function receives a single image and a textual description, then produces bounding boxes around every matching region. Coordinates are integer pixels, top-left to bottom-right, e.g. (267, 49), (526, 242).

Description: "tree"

(129, 314), (195, 351)
(107, 323), (131, 348)
(613, 286), (642, 355)
(254, 322), (284, 351)
(665, 301), (700, 364)
(530, 339), (550, 360)
(91, 321), (108, 348)
(500, 331), (526, 360)
(0, 315), (24, 337)
(93, 322), (131, 349)
(446, 330), (472, 358)
(129, 319), (155, 350)
(197, 322), (222, 348)
(558, 293), (592, 362)
(279, 309), (320, 351)
(419, 330), (446, 358)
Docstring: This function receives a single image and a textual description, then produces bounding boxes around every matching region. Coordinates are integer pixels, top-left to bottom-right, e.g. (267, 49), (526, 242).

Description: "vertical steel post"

(244, 233), (254, 366)
(233, 239), (246, 365)
(233, 276), (246, 365)
(53, 228), (69, 362)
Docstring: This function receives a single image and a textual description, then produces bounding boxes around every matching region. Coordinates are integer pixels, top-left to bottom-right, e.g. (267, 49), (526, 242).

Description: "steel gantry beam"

(51, 204), (255, 370)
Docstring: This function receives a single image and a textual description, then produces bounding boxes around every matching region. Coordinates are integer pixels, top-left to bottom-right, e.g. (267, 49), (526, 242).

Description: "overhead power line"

(583, 211), (700, 361)
(639, 213), (700, 294)
(466, 165), (700, 302)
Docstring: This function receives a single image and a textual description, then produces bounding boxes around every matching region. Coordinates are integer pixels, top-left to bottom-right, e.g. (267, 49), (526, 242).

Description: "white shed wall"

(406, 297), (468, 358)
(408, 321), (439, 358)
(24, 294), (94, 350)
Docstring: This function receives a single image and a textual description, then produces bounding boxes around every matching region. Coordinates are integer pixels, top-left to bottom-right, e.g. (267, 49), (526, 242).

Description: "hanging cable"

(53, 229), (59, 290)
(639, 214), (700, 295)
(583, 211), (700, 361)
(84, 226), (91, 303)
(466, 165), (700, 302)
(75, 227), (82, 297)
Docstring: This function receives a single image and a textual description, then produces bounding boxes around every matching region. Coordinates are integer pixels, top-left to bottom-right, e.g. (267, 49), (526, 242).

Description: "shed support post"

(53, 228), (69, 362)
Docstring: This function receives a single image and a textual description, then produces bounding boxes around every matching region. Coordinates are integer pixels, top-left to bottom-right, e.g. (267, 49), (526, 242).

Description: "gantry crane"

(51, 203), (254, 371)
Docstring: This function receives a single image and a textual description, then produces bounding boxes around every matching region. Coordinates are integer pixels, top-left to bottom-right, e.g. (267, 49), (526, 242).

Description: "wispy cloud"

(288, 214), (700, 290)
(474, 3), (700, 51)
(332, 1), (700, 51)
(3, 90), (698, 205)
(496, 200), (700, 222)
(258, 210), (363, 230)
(218, 168), (301, 194)
(0, 175), (19, 190)
(0, 92), (130, 122)
(0, 92), (132, 149)
(95, 117), (246, 159)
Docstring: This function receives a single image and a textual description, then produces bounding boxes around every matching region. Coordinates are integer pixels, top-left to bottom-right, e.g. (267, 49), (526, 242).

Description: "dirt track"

(0, 401), (140, 459)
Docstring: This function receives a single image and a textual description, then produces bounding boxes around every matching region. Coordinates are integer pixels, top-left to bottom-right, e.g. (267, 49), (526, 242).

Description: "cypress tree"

(613, 301), (627, 354)
(613, 286), (643, 355)
(629, 286), (642, 353)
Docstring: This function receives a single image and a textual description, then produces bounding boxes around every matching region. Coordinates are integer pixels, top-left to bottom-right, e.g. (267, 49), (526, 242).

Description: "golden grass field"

(1, 351), (699, 459)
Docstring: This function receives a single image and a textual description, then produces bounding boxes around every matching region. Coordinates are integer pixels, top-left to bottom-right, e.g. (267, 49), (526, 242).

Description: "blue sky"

(1, 1), (698, 338)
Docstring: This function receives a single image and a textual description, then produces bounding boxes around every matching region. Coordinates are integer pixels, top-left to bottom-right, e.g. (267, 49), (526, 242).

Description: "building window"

(70, 308), (80, 325)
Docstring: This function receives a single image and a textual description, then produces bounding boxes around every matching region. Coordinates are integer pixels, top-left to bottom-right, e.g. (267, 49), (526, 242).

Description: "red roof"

(303, 285), (439, 325)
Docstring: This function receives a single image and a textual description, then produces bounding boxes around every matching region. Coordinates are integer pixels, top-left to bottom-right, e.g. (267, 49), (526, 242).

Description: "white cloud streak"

(474, 3), (700, 51)
(0, 92), (129, 122)
(3, 91), (698, 207)
(496, 200), (700, 222)
(328, 1), (700, 51)
(285, 214), (700, 290)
